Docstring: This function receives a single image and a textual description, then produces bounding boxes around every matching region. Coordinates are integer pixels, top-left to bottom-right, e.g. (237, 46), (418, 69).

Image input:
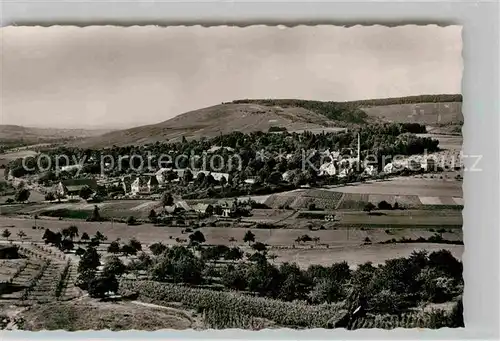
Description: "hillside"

(78, 94), (463, 148)
(0, 125), (111, 145)
(361, 102), (463, 125)
(78, 103), (340, 148)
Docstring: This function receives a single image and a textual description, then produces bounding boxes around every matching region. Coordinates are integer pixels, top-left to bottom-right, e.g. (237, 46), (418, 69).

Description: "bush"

(368, 290), (408, 314)
(102, 256), (126, 278)
(221, 265), (247, 290)
(149, 242), (167, 256)
(126, 216), (138, 226)
(151, 251), (204, 285)
(75, 269), (96, 290)
(107, 241), (121, 253)
(377, 200), (392, 210)
(308, 279), (345, 304)
(189, 231), (206, 244)
(363, 202), (376, 212)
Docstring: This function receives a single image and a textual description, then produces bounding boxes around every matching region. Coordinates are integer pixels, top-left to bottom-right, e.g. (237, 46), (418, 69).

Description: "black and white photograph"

(0, 25), (464, 331)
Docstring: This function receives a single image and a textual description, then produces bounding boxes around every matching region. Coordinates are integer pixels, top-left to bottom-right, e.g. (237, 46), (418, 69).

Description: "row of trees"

(1, 228), (26, 242)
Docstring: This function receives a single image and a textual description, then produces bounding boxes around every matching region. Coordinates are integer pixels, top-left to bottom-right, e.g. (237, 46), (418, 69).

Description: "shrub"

(126, 216), (138, 226)
(88, 274), (119, 298)
(119, 280), (346, 328)
(149, 242), (167, 256)
(221, 265), (247, 290)
(368, 290), (408, 314)
(251, 242), (267, 252)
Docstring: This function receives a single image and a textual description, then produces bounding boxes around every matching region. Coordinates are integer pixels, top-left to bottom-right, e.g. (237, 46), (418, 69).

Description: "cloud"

(0, 25), (462, 128)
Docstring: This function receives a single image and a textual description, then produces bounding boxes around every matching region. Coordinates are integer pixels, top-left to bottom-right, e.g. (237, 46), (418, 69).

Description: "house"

(408, 159), (422, 171)
(319, 162), (337, 176)
(156, 168), (190, 184)
(244, 177), (258, 185)
(214, 206), (231, 217)
(155, 168), (172, 184)
(54, 178), (98, 198)
(338, 168), (350, 178)
(175, 200), (192, 212)
(364, 165), (378, 177)
(164, 205), (182, 215)
(122, 176), (133, 194)
(213, 202), (232, 217)
(61, 164), (83, 173)
(148, 176), (159, 192)
(321, 149), (340, 161)
(207, 146), (235, 154)
(383, 163), (395, 174)
(422, 158), (437, 171)
(131, 177), (148, 195)
(97, 178), (121, 189)
(195, 171), (229, 182)
(128, 175), (159, 195)
(282, 171), (292, 182)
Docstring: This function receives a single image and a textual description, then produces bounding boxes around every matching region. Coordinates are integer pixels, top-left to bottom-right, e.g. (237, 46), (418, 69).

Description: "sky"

(0, 25), (462, 129)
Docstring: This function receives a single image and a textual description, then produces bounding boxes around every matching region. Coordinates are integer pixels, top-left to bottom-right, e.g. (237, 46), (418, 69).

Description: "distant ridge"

(0, 125), (112, 145)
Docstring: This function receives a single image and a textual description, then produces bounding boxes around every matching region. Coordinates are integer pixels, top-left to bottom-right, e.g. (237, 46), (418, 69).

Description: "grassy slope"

(77, 94), (462, 148)
(77, 103), (337, 147)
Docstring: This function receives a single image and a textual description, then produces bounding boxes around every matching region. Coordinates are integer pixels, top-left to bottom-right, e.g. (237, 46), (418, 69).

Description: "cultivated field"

(416, 134), (463, 150)
(329, 177), (462, 197)
(274, 243), (463, 268)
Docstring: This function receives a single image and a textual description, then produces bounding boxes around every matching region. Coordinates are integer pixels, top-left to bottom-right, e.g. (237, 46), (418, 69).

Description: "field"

(361, 102), (463, 125)
(0, 214), (463, 269)
(261, 176), (463, 212)
(0, 125), (111, 145)
(264, 189), (344, 210)
(273, 243), (463, 268)
(0, 200), (163, 219)
(0, 243), (81, 307)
